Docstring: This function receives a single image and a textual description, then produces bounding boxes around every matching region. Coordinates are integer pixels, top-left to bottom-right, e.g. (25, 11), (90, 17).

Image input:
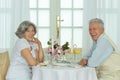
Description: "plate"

(53, 62), (70, 67)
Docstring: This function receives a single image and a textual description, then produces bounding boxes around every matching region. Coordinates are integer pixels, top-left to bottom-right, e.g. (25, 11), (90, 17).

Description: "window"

(29, 0), (83, 48)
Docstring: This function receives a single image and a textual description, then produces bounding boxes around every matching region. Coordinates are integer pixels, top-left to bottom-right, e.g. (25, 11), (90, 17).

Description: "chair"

(0, 50), (10, 80)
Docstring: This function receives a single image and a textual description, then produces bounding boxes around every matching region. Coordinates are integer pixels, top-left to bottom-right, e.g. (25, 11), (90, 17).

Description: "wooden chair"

(0, 50), (10, 80)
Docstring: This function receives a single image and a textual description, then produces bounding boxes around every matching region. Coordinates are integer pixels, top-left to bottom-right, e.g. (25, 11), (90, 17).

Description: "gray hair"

(89, 18), (104, 29)
(15, 21), (37, 38)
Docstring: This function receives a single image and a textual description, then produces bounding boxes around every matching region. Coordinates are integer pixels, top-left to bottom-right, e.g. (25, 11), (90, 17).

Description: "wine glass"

(73, 44), (81, 62)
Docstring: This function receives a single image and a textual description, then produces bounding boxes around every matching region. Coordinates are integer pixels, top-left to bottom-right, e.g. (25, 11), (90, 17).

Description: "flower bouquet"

(47, 39), (70, 56)
(47, 39), (70, 63)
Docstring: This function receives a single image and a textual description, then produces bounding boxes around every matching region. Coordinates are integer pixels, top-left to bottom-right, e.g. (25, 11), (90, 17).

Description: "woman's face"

(23, 25), (35, 41)
(89, 22), (104, 41)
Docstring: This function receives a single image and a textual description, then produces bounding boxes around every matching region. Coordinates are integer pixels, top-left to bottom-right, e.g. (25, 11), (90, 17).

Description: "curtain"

(0, 0), (29, 58)
(83, 0), (120, 54)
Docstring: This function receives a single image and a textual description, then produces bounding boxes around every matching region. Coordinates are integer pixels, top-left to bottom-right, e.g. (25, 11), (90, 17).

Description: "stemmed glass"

(73, 48), (81, 61)
(73, 44), (81, 63)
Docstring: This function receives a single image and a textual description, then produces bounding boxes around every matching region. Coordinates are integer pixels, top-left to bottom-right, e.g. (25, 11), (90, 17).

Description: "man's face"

(89, 22), (104, 41)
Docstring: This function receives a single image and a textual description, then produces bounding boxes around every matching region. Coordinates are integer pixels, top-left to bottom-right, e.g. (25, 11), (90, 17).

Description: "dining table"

(32, 62), (98, 80)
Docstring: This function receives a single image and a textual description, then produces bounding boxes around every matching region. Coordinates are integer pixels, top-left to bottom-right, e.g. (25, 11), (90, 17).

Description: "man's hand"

(79, 59), (88, 66)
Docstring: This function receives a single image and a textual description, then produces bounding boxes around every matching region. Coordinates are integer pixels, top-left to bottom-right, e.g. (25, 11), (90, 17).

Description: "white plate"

(53, 62), (70, 67)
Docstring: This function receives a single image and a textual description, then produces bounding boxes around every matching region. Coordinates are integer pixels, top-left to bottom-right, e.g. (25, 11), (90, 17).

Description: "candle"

(51, 38), (54, 55)
(56, 16), (60, 39)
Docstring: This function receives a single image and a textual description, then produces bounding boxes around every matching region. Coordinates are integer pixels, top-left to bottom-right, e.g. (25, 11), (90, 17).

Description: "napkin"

(70, 64), (82, 68)
(39, 62), (47, 67)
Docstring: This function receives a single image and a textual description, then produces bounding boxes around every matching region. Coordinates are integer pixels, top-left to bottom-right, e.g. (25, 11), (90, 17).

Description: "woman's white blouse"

(11, 38), (37, 65)
(6, 38), (38, 80)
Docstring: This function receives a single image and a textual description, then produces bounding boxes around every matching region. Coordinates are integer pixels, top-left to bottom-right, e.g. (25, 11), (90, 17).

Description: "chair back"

(0, 49), (10, 80)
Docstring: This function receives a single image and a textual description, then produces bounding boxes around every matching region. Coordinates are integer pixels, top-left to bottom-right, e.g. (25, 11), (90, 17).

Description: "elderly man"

(79, 18), (120, 80)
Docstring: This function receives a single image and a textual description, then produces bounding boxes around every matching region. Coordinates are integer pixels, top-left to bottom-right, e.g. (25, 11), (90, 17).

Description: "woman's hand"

(32, 37), (41, 45)
(32, 37), (44, 62)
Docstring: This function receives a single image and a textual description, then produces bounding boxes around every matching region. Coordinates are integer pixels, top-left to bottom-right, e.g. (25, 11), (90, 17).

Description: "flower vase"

(55, 53), (65, 63)
(47, 53), (53, 65)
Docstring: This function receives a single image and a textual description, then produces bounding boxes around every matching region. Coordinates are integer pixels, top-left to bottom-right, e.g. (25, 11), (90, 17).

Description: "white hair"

(89, 18), (104, 29)
(15, 21), (37, 38)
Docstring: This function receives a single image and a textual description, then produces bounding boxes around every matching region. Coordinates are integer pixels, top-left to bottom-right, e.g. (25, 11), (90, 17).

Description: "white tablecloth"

(32, 65), (98, 80)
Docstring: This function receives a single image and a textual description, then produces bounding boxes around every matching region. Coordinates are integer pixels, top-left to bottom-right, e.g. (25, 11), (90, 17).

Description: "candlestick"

(48, 38), (54, 65)
(51, 38), (54, 55)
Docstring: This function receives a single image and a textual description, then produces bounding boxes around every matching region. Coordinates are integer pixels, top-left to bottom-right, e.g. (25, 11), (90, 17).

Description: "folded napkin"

(69, 64), (82, 68)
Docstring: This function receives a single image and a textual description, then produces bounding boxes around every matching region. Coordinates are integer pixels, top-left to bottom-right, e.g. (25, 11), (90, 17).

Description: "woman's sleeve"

(15, 39), (30, 55)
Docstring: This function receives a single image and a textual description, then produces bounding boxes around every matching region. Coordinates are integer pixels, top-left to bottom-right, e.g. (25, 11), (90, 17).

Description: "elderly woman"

(6, 21), (44, 80)
(79, 18), (120, 80)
